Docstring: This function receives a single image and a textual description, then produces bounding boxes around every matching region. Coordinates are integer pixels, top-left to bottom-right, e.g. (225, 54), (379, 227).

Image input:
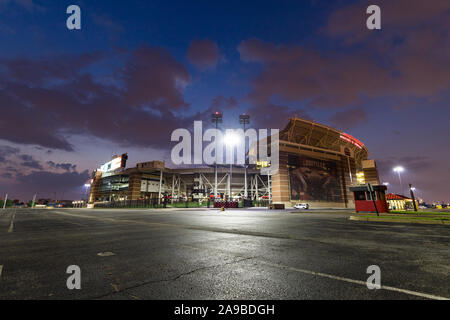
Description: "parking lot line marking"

(7, 212), (15, 233)
(260, 261), (449, 300)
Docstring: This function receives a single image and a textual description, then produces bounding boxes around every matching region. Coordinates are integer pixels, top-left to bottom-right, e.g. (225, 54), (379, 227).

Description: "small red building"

(349, 185), (389, 213)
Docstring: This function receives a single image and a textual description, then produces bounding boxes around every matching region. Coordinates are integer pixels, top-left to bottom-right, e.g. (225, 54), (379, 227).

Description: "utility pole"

(239, 114), (250, 199)
(211, 112), (223, 201)
(409, 184), (418, 212)
(31, 194), (36, 209)
(2, 193), (7, 210)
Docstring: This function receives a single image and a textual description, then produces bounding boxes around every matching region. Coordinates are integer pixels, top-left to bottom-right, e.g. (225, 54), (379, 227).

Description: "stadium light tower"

(211, 112), (223, 200)
(225, 131), (240, 201)
(239, 114), (250, 199)
(393, 166), (404, 195)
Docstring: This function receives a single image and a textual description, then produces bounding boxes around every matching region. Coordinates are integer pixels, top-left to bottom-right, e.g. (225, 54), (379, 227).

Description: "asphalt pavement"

(0, 208), (449, 300)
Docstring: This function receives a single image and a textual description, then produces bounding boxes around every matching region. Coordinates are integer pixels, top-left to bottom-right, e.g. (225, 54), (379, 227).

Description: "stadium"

(88, 117), (381, 209)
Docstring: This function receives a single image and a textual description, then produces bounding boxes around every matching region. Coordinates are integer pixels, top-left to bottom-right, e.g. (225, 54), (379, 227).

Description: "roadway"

(0, 208), (449, 300)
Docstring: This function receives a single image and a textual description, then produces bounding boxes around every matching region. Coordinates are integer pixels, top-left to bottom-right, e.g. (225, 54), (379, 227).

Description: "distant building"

(386, 193), (418, 211)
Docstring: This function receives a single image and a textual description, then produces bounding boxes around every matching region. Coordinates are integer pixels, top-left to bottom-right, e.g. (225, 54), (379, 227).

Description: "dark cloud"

(20, 160), (43, 170)
(329, 107), (368, 130)
(238, 39), (390, 108)
(123, 46), (190, 109)
(187, 39), (220, 70)
(0, 46), (195, 151)
(0, 150), (88, 199)
(47, 161), (77, 172)
(245, 103), (310, 130)
(238, 1), (449, 110)
(13, 170), (90, 199)
(16, 154), (43, 170)
(18, 154), (33, 161)
(0, 145), (20, 161)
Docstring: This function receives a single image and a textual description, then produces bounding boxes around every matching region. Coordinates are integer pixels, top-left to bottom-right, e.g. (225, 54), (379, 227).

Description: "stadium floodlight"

(211, 112), (223, 200)
(224, 132), (241, 201)
(239, 114), (250, 199)
(224, 132), (240, 147)
(211, 111), (223, 124)
(239, 114), (250, 125)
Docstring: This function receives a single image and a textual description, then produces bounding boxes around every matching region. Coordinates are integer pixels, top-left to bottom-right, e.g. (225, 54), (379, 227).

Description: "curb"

(349, 215), (450, 225)
(289, 210), (354, 214)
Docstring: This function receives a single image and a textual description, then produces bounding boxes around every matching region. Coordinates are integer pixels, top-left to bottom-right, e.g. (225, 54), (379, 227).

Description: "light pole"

(2, 193), (7, 210)
(393, 166), (404, 195)
(211, 112), (223, 201)
(409, 184), (418, 212)
(31, 194), (36, 209)
(239, 114), (250, 199)
(225, 132), (239, 203)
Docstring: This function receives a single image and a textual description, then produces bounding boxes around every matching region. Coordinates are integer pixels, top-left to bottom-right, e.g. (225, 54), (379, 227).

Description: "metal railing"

(94, 198), (164, 209)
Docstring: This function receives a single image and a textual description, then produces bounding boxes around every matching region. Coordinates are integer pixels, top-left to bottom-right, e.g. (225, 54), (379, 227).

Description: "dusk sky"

(0, 0), (449, 202)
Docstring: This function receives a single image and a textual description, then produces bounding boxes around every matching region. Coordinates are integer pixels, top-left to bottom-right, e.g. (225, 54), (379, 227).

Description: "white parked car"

(294, 203), (309, 210)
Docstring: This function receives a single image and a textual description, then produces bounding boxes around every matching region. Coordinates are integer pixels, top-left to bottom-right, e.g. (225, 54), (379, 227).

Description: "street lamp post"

(2, 193), (7, 210)
(239, 114), (250, 199)
(393, 166), (404, 195)
(211, 112), (223, 201)
(31, 194), (36, 209)
(229, 162), (232, 202)
(409, 185), (418, 212)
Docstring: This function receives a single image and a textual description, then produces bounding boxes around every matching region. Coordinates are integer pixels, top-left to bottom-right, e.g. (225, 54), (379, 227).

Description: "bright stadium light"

(224, 132), (240, 146)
